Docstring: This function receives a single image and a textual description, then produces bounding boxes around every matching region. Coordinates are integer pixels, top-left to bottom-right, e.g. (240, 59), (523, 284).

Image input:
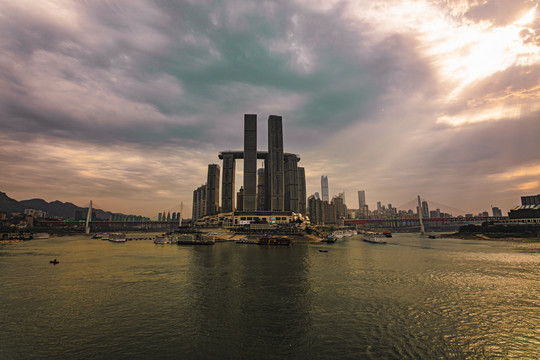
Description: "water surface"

(1, 234), (538, 359)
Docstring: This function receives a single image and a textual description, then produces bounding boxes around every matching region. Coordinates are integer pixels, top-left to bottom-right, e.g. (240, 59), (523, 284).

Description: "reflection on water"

(0, 234), (538, 359)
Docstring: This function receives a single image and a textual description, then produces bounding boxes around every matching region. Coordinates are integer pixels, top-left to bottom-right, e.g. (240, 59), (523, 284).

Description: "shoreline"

(442, 233), (539, 242)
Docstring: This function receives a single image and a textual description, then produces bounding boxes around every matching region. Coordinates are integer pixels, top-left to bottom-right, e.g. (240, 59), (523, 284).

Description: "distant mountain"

(0, 192), (140, 220)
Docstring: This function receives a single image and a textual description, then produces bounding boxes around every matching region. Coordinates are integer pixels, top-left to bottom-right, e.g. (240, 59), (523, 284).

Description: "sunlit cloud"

(1, 0), (539, 217)
(516, 181), (540, 190)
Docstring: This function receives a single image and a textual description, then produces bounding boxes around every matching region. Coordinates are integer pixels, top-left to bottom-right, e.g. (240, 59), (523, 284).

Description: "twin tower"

(207, 114), (306, 217)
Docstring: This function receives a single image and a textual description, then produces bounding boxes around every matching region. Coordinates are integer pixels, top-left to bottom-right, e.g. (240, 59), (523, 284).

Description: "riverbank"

(443, 233), (540, 242)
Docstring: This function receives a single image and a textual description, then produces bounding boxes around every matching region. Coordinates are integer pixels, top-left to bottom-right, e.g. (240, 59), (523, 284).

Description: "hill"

(0, 192), (138, 220)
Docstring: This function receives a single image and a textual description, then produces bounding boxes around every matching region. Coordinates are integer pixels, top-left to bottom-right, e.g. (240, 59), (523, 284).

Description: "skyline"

(1, 0), (540, 218)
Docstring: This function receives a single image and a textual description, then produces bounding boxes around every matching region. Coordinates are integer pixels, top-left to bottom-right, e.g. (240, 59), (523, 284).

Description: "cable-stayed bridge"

(38, 200), (187, 232)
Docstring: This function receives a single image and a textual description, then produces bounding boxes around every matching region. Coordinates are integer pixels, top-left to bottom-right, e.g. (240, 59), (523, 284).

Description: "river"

(1, 233), (538, 359)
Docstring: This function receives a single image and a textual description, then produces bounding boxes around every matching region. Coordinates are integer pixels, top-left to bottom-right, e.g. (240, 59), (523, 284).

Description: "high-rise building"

(321, 175), (329, 202)
(192, 184), (207, 221)
(284, 154), (299, 212)
(257, 168), (265, 211)
(237, 186), (244, 212)
(206, 164), (220, 216)
(221, 152), (235, 213)
(377, 201), (382, 212)
(298, 167), (307, 215)
(358, 190), (365, 209)
(158, 213), (162, 221)
(243, 114), (257, 211)
(267, 115), (284, 211)
(421, 201), (429, 218)
(492, 206), (502, 217)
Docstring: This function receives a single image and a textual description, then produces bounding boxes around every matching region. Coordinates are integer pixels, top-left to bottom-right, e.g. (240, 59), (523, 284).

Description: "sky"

(1, 0), (539, 219)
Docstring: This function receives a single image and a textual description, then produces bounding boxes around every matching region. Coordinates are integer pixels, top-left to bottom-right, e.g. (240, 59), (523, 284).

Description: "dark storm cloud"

(0, 0), (435, 148)
(1, 0), (539, 216)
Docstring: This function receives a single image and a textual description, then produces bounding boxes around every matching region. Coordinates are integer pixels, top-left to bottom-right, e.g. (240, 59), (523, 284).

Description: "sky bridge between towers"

(218, 151), (300, 161)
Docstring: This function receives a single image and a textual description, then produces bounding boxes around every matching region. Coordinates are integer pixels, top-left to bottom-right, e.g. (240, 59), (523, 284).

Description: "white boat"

(343, 230), (353, 237)
(109, 232), (126, 243)
(32, 233), (50, 239)
(101, 233), (110, 241)
(332, 231), (344, 239)
(363, 232), (387, 244)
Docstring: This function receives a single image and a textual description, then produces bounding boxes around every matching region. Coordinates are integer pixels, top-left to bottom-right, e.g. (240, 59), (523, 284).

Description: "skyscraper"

(321, 175), (329, 202)
(243, 114), (257, 211)
(206, 164), (220, 216)
(267, 115), (284, 211)
(421, 201), (429, 218)
(358, 190), (365, 209)
(377, 201), (382, 211)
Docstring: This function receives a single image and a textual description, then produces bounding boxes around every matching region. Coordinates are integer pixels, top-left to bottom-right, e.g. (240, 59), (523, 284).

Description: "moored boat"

(321, 235), (337, 243)
(383, 231), (392, 238)
(177, 234), (215, 245)
(101, 233), (110, 241)
(363, 232), (387, 244)
(109, 232), (127, 243)
(257, 235), (293, 246)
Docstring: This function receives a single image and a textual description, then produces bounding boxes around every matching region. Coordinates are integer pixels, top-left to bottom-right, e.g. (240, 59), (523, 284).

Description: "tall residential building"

(377, 201), (382, 211)
(492, 207), (502, 217)
(321, 175), (329, 202)
(257, 168), (265, 211)
(421, 201), (429, 218)
(284, 154), (299, 212)
(358, 190), (366, 209)
(192, 184), (207, 221)
(298, 167), (307, 215)
(267, 115), (284, 211)
(243, 114), (257, 211)
(206, 164), (220, 216)
(237, 186), (244, 212)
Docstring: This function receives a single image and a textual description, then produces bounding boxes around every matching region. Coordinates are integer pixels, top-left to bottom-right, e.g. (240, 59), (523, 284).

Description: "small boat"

(50, 259), (59, 265)
(363, 232), (387, 244)
(109, 232), (127, 243)
(332, 231), (344, 239)
(91, 234), (101, 239)
(383, 231), (392, 238)
(319, 249), (329, 252)
(343, 230), (353, 237)
(101, 233), (110, 241)
(428, 235), (436, 239)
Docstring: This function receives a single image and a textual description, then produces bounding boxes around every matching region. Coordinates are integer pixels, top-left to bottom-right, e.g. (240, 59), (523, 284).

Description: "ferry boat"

(177, 234), (215, 245)
(154, 236), (177, 244)
(257, 235), (293, 246)
(109, 232), (127, 243)
(363, 232), (387, 244)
